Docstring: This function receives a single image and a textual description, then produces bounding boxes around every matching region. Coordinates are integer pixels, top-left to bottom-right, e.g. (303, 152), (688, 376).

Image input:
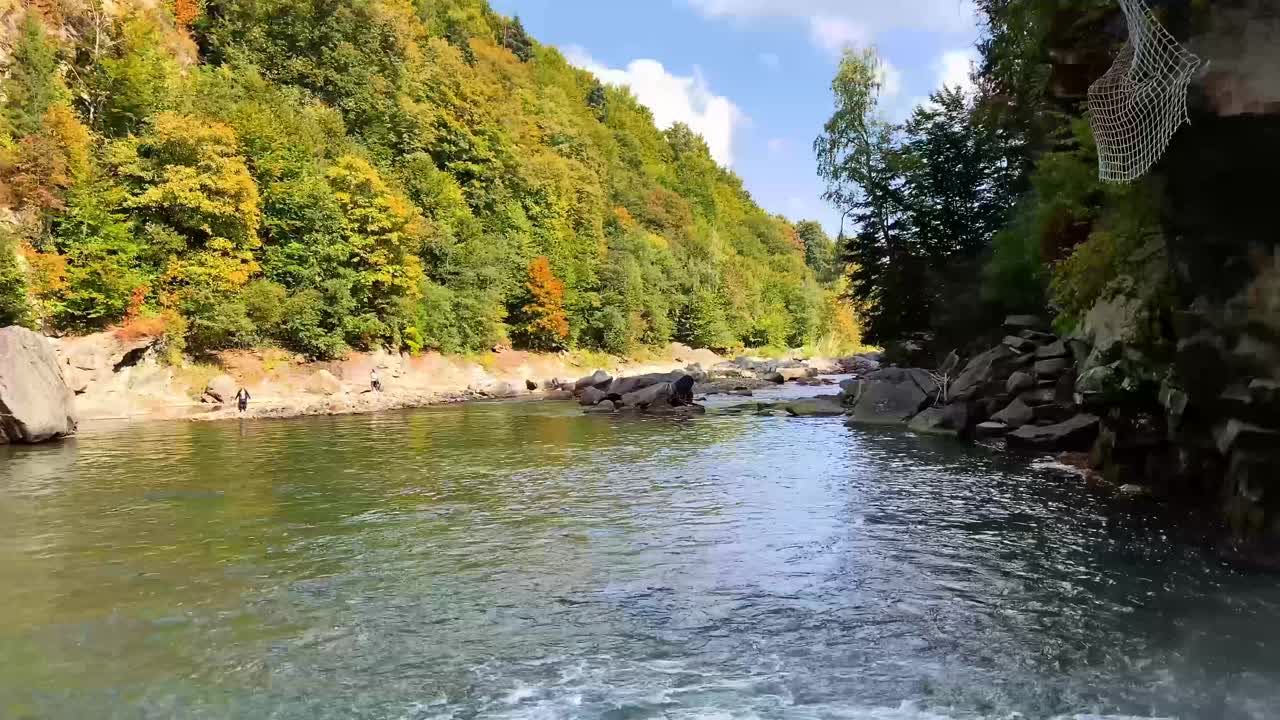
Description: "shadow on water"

(3, 401), (1280, 719)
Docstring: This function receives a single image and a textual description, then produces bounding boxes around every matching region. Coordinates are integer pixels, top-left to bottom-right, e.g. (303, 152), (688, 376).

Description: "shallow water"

(2, 390), (1279, 719)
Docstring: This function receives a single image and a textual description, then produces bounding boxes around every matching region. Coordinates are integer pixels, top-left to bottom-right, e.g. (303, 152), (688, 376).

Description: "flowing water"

(3, 386), (1280, 719)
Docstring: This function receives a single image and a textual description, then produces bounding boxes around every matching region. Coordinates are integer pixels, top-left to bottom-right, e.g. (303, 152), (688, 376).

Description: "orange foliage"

(19, 243), (67, 301)
(174, 0), (200, 30)
(518, 256), (569, 350)
(113, 313), (169, 342)
(5, 106), (92, 212)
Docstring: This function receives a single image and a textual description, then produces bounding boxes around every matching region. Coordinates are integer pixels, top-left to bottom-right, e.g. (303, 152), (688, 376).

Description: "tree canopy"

(0, 0), (860, 359)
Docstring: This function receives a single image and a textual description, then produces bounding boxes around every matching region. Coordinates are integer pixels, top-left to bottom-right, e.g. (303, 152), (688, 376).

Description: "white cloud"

(688, 0), (978, 54)
(564, 46), (745, 167)
(808, 15), (868, 57)
(878, 59), (903, 100)
(758, 52), (781, 71)
(937, 48), (977, 93)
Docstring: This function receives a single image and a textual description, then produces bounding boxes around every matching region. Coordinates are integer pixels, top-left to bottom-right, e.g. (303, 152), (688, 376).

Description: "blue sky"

(488, 0), (982, 237)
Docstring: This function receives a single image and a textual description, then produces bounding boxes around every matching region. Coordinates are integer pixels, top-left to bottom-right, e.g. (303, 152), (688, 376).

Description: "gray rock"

(1033, 357), (1071, 378)
(579, 386), (608, 406)
(1020, 329), (1057, 343)
(1003, 335), (1036, 352)
(1214, 420), (1280, 456)
(618, 382), (674, 409)
(776, 366), (815, 382)
(950, 345), (1017, 400)
(992, 398), (1034, 429)
(1019, 388), (1057, 406)
(0, 327), (78, 444)
(845, 368), (935, 426)
(1004, 315), (1047, 332)
(204, 374), (237, 404)
(574, 370), (613, 392)
(1035, 340), (1069, 359)
(784, 397), (847, 417)
(1006, 414), (1100, 451)
(975, 421), (1009, 437)
(907, 404), (969, 437)
(1006, 371), (1035, 395)
(609, 371), (682, 396)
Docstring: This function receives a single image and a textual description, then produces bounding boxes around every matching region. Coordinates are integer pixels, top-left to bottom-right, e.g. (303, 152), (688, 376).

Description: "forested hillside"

(0, 0), (855, 360)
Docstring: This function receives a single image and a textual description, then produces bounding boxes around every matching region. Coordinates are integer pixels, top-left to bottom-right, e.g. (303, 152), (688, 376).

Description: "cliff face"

(1109, 0), (1280, 551)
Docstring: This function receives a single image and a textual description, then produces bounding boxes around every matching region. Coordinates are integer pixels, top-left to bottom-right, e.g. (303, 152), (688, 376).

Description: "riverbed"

(3, 389), (1279, 719)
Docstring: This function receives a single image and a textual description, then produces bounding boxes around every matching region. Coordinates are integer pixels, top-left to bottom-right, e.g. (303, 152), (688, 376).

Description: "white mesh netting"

(1087, 0), (1202, 183)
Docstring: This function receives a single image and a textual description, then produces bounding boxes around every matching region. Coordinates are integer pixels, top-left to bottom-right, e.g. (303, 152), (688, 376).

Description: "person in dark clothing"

(370, 368), (383, 392)
(235, 387), (250, 413)
(671, 375), (696, 406)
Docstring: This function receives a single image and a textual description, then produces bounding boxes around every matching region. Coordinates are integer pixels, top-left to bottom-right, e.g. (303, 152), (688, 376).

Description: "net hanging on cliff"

(1087, 0), (1202, 183)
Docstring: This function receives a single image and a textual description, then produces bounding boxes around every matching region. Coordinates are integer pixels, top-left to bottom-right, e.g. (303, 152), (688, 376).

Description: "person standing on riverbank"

(370, 369), (383, 393)
(235, 387), (250, 413)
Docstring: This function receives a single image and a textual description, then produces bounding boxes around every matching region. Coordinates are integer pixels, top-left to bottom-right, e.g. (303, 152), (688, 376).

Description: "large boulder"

(907, 404), (970, 437)
(574, 370), (613, 393)
(0, 327), (78, 444)
(609, 371), (683, 396)
(1007, 414), (1100, 451)
(950, 345), (1018, 400)
(846, 368), (936, 425)
(579, 386), (608, 406)
(204, 374), (237, 404)
(783, 396), (847, 417)
(618, 381), (674, 409)
(776, 366), (815, 382)
(991, 398), (1034, 429)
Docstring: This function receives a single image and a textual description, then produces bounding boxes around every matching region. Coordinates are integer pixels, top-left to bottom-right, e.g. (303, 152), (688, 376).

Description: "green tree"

(815, 47), (919, 345)
(1, 14), (64, 138)
(500, 15), (534, 62)
(795, 220), (837, 283)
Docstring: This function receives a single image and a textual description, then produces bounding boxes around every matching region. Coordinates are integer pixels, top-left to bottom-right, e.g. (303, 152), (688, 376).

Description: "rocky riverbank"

(21, 327), (865, 432)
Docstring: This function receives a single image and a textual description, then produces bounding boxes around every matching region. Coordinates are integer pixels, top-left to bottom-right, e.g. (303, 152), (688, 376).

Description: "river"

(3, 386), (1279, 719)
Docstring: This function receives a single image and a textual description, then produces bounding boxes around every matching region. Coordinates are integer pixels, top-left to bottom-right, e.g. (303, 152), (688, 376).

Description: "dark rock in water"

(1003, 335), (1036, 352)
(763, 371), (786, 384)
(1006, 371), (1035, 395)
(579, 387), (608, 406)
(610, 371), (683, 396)
(908, 404), (969, 437)
(574, 370), (613, 392)
(1035, 340), (1069, 360)
(0, 327), (78, 444)
(1033, 357), (1071, 378)
(979, 393), (1013, 419)
(583, 405), (618, 415)
(1007, 414), (1100, 451)
(784, 397), (847, 417)
(975, 421), (1009, 438)
(525, 379), (538, 391)
(846, 368), (936, 425)
(951, 345), (1018, 400)
(839, 378), (863, 405)
(619, 382), (674, 409)
(992, 398), (1034, 429)
(1004, 315), (1047, 332)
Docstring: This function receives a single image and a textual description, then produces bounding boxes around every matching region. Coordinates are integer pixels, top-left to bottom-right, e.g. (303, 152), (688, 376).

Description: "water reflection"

(1, 400), (1278, 719)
